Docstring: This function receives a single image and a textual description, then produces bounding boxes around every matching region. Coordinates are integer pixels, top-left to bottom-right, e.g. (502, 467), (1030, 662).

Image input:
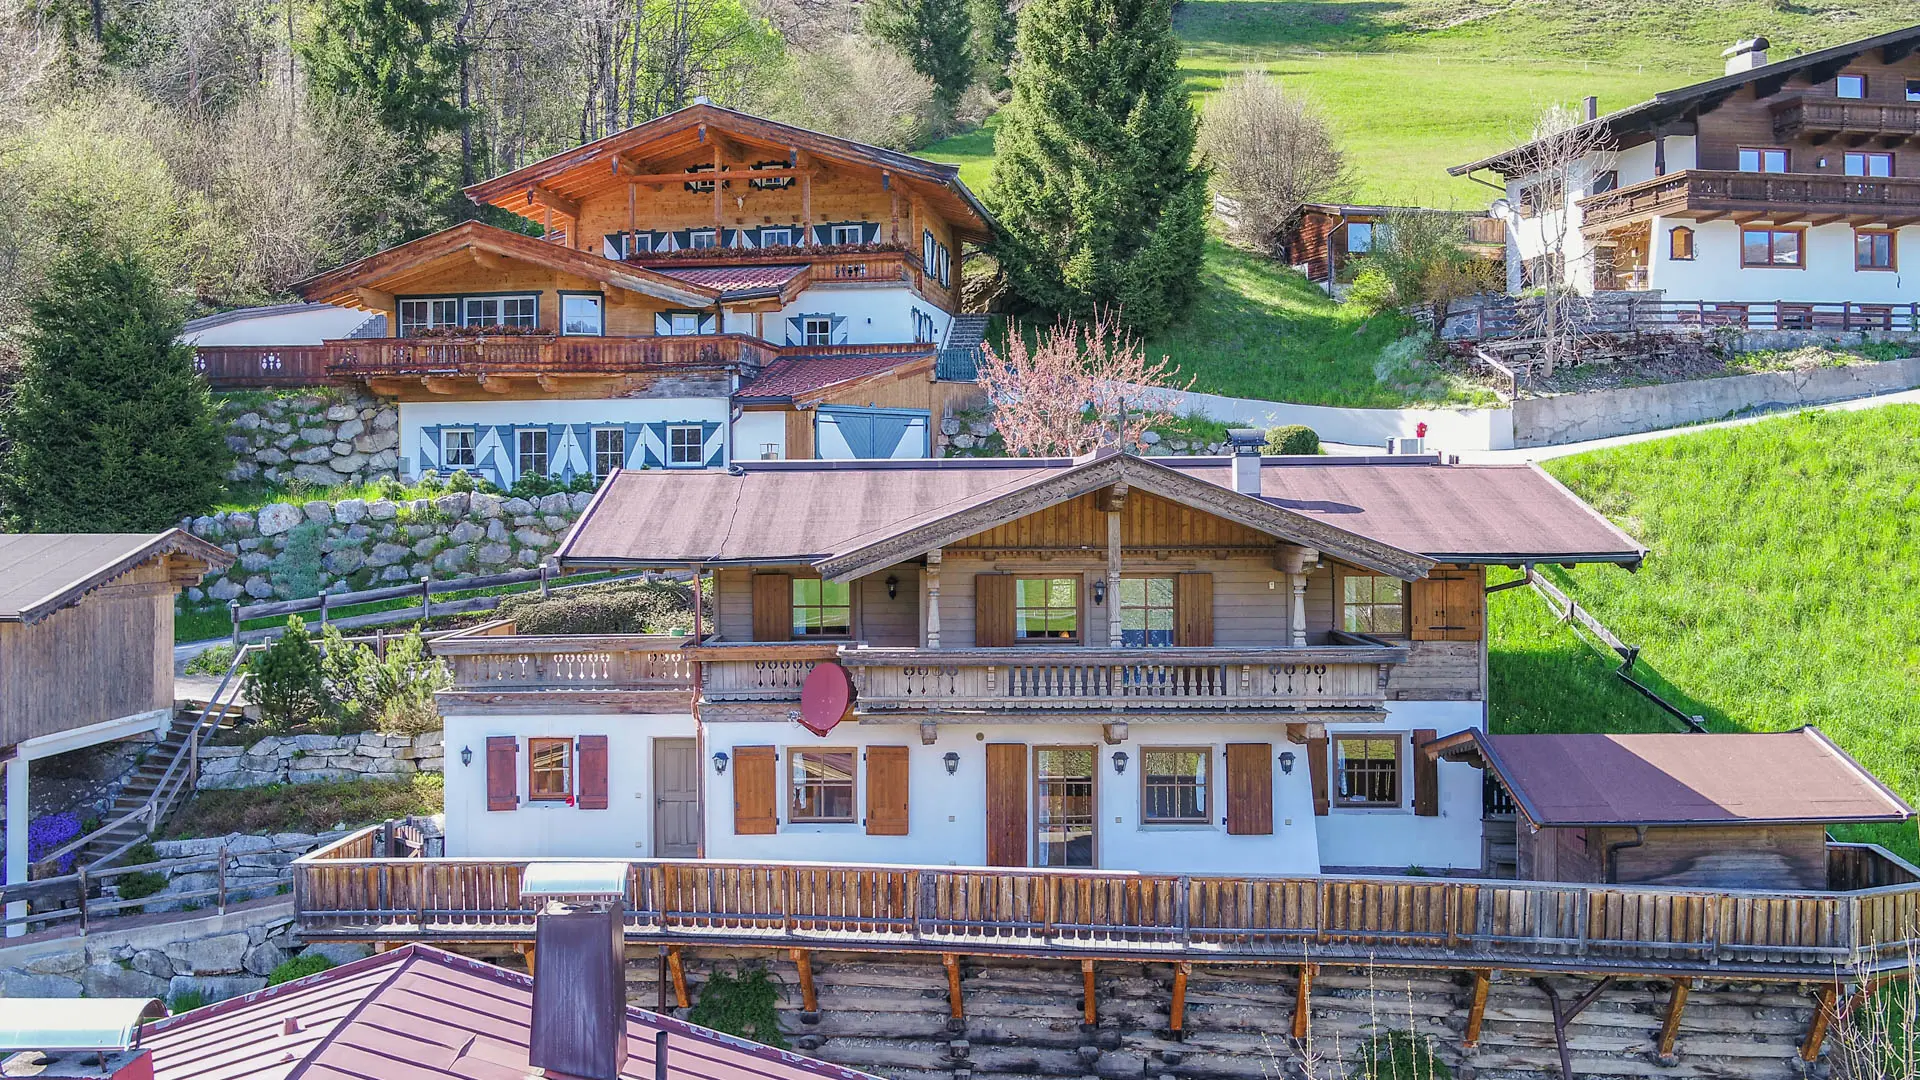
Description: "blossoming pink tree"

(975, 312), (1192, 457)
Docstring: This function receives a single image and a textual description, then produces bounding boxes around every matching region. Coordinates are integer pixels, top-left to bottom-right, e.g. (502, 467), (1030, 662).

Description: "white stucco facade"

(399, 397), (732, 483)
(778, 287), (953, 347)
(1646, 218), (1917, 303)
(733, 410), (788, 461)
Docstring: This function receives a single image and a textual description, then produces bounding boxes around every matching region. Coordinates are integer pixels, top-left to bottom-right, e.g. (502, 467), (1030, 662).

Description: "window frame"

(398, 297), (459, 337)
(516, 428), (551, 479)
(592, 427), (626, 479)
(1346, 221), (1375, 254)
(687, 229), (718, 250)
(1737, 147), (1790, 174)
(1844, 152), (1894, 178)
(759, 227), (795, 247)
(1741, 227), (1805, 269)
(1013, 576), (1081, 645)
(665, 424), (706, 467)
(1339, 569), (1407, 638)
(1589, 169), (1620, 195)
(788, 748), (857, 824)
(1140, 746), (1211, 826)
(1332, 734), (1404, 810)
(1668, 225), (1696, 261)
(790, 577), (853, 638)
(1909, 80), (1920, 103)
(666, 311), (703, 336)
(1117, 575), (1177, 648)
(1033, 745), (1098, 868)
(1856, 229), (1897, 271)
(441, 428), (477, 469)
(527, 737), (573, 803)
(1836, 73), (1867, 100)
(559, 291), (605, 336)
(803, 317), (833, 346)
(829, 223), (865, 246)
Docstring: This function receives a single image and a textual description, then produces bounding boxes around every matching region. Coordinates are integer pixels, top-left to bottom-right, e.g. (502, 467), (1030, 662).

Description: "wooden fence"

(293, 828), (1920, 977)
(1441, 295), (1920, 344)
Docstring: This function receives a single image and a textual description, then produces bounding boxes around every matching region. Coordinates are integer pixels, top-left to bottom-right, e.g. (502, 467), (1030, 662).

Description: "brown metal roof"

(651, 264), (807, 296)
(140, 944), (883, 1080)
(0, 530), (234, 625)
(735, 352), (933, 403)
(1477, 729), (1913, 827)
(555, 455), (1644, 569)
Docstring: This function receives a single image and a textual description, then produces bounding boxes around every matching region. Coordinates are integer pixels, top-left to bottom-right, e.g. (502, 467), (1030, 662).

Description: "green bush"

(115, 870), (168, 903)
(446, 469), (476, 493)
(271, 524), (326, 600)
(688, 965), (788, 1048)
(248, 616), (327, 729)
(495, 582), (694, 636)
(1345, 261), (1398, 314)
(1264, 425), (1320, 456)
(185, 643), (237, 676)
(267, 953), (337, 986)
(1350, 1031), (1450, 1080)
(319, 625), (450, 735)
(167, 988), (208, 1014)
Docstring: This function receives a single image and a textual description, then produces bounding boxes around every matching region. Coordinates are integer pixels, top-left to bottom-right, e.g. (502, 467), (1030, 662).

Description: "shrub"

(446, 469), (475, 493)
(185, 643), (237, 676)
(375, 475), (405, 501)
(166, 988), (208, 1014)
(1346, 261), (1397, 314)
(758, 35), (940, 151)
(318, 625), (450, 734)
(1199, 70), (1351, 256)
(688, 965), (788, 1048)
(248, 616), (327, 729)
(495, 582), (695, 636)
(115, 869), (169, 903)
(1264, 425), (1320, 456)
(270, 523), (326, 600)
(267, 953), (336, 986)
(1351, 1031), (1450, 1080)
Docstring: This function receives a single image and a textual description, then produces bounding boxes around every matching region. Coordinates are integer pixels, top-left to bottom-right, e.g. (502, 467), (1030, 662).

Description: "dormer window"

(1836, 74), (1866, 99)
(688, 229), (718, 250)
(830, 223), (865, 246)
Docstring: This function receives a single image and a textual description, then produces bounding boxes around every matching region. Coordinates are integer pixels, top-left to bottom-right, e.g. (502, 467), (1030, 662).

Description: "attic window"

(684, 163), (717, 194)
(750, 160), (795, 190)
(1836, 74), (1866, 99)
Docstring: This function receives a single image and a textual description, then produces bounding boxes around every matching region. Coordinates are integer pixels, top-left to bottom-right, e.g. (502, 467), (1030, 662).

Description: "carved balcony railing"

(193, 345), (335, 388)
(1579, 169), (1920, 230)
(325, 334), (783, 380)
(1772, 97), (1920, 143)
(686, 642), (846, 702)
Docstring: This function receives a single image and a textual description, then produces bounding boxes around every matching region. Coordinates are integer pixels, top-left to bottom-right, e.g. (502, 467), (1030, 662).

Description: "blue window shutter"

(673, 230), (690, 249)
(830, 315), (848, 345)
(864, 222), (881, 244)
(603, 233), (625, 258)
(700, 313), (718, 334)
(811, 225), (829, 245)
(656, 313), (671, 335)
(787, 316), (804, 344)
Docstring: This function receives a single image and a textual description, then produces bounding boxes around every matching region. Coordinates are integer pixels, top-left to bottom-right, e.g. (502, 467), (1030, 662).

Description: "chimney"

(524, 862), (632, 1080)
(1723, 37), (1769, 75)
(1582, 96), (1598, 122)
(1226, 429), (1265, 495)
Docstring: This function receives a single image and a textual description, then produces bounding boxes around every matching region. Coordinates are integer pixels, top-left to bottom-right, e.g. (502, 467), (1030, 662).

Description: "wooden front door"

(985, 743), (1027, 866)
(653, 738), (700, 858)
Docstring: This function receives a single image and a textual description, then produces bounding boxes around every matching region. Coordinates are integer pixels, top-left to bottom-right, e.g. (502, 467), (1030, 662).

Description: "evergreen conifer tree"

(966, 0), (1015, 91)
(300, 0), (469, 237)
(0, 246), (229, 531)
(983, 0), (1207, 333)
(864, 0), (976, 112)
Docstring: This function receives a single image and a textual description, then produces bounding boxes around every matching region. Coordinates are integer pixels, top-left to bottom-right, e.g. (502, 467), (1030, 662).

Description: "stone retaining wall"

(196, 732), (443, 790)
(180, 490), (591, 604)
(220, 390), (400, 487)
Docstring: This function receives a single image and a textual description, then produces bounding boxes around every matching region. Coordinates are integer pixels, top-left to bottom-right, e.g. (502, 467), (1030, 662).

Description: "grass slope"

(1488, 406), (1920, 861)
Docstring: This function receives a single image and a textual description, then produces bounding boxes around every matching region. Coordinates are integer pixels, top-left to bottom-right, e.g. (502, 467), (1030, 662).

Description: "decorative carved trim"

(853, 709), (1389, 726)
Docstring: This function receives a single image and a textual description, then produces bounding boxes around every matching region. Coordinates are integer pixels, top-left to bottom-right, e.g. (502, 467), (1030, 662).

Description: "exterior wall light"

(1091, 579), (1107, 606)
(886, 575), (899, 600)
(943, 751), (960, 775)
(460, 746), (473, 767)
(713, 751), (730, 774)
(1111, 751), (1128, 775)
(1279, 751), (1296, 775)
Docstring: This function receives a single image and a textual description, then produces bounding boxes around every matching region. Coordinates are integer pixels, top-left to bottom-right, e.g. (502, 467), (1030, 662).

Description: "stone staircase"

(945, 314), (990, 350)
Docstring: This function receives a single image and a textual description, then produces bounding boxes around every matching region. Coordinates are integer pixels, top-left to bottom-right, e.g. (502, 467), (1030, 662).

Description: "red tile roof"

(139, 944), (882, 1080)
(735, 352), (931, 401)
(650, 264), (807, 295)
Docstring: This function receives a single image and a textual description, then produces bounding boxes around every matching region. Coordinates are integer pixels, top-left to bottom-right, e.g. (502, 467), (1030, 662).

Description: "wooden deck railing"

(434, 631), (693, 691)
(1444, 294), (1920, 344)
(1773, 97), (1920, 142)
(292, 830), (1920, 976)
(193, 345), (335, 388)
(840, 646), (1402, 712)
(1580, 169), (1920, 229)
(325, 334), (782, 379)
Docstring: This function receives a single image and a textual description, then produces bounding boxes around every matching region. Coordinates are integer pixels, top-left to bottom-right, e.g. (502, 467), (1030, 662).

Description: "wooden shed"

(1430, 728), (1913, 891)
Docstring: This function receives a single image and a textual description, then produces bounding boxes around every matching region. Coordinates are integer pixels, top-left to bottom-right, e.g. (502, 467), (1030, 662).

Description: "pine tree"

(983, 0), (1208, 334)
(299, 0), (469, 238)
(0, 246), (230, 532)
(864, 0), (976, 112)
(966, 0), (1014, 91)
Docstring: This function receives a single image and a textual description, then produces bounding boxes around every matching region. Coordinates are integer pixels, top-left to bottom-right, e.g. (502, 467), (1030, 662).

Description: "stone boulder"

(256, 502), (302, 536)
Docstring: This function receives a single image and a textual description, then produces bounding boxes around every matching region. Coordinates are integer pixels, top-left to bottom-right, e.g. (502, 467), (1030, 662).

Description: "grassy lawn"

(1488, 405), (1920, 862)
(162, 775), (444, 839)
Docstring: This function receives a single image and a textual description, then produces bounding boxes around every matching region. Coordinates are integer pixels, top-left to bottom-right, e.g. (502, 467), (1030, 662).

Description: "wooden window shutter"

(1174, 572), (1214, 647)
(1307, 735), (1330, 816)
(865, 745), (910, 836)
(751, 573), (792, 642)
(1411, 568), (1483, 642)
(1449, 569), (1484, 642)
(732, 745), (778, 835)
(1225, 743), (1273, 835)
(974, 573), (1015, 648)
(485, 737), (518, 811)
(577, 735), (610, 810)
(984, 743), (1027, 865)
(1411, 729), (1439, 817)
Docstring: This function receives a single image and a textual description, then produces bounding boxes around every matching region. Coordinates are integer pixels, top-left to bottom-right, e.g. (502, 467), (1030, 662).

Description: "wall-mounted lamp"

(1092, 579), (1107, 606)
(943, 751), (960, 775)
(1111, 751), (1129, 775)
(1279, 751), (1296, 776)
(460, 746), (473, 768)
(886, 574), (899, 600)
(713, 751), (730, 775)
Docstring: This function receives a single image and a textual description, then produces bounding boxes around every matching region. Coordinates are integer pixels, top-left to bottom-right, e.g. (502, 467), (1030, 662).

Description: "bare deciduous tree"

(976, 313), (1192, 457)
(753, 34), (938, 150)
(1198, 70), (1351, 256)
(1503, 102), (1616, 375)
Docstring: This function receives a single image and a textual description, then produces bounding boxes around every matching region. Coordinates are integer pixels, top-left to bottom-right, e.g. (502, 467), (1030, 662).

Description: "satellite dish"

(1489, 198), (1513, 219)
(799, 662), (856, 736)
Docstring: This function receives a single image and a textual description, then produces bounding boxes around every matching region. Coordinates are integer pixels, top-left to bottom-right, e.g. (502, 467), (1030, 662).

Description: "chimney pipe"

(1226, 429), (1265, 495)
(1722, 37), (1769, 75)
(1582, 96), (1597, 122)
(525, 863), (631, 1080)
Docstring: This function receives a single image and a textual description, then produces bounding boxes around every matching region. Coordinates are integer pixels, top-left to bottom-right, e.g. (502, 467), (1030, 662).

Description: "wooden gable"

(947, 490), (1282, 556)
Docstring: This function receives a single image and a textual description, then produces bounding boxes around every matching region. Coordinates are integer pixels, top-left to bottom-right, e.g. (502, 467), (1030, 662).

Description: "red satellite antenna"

(799, 662), (856, 736)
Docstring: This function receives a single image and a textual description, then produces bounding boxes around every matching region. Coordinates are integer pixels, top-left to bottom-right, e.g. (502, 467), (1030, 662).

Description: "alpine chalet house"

(1452, 24), (1920, 325)
(291, 103), (990, 481)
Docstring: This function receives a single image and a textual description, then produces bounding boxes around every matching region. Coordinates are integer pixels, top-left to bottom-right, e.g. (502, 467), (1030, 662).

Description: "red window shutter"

(974, 574), (1014, 648)
(1412, 729), (1439, 817)
(732, 745), (778, 835)
(577, 735), (610, 810)
(865, 746), (910, 836)
(1307, 736), (1330, 816)
(486, 737), (518, 811)
(1225, 743), (1273, 835)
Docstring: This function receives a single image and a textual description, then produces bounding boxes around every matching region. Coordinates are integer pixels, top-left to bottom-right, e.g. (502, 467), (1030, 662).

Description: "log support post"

(791, 948), (819, 1016)
(1657, 978), (1691, 1061)
(517, 943), (535, 977)
(1081, 959), (1097, 1027)
(1292, 963), (1316, 1041)
(1169, 962), (1191, 1040)
(943, 953), (964, 1022)
(925, 549), (942, 649)
(1464, 969), (1492, 1049)
(1800, 984), (1839, 1063)
(668, 946), (690, 1009)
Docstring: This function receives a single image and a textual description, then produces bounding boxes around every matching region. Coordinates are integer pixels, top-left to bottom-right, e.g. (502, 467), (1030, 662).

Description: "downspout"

(1603, 826), (1647, 884)
(690, 562), (707, 859)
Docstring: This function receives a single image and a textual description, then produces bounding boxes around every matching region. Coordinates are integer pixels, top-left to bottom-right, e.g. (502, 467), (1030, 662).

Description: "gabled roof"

(1450, 23), (1920, 176)
(0, 530), (234, 625)
(462, 103), (992, 244)
(138, 943), (883, 1080)
(555, 454), (1645, 581)
(1441, 728), (1913, 828)
(735, 351), (935, 405)
(291, 221), (721, 309)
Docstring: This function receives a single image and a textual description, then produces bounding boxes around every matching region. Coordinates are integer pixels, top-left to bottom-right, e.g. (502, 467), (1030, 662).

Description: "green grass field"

(1487, 406), (1920, 861)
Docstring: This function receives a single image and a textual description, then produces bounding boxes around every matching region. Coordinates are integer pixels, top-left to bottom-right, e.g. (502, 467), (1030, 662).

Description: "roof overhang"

(814, 451), (1437, 583)
(0, 529), (235, 625)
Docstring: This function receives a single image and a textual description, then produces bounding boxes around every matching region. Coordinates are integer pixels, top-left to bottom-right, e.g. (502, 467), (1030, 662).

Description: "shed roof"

(1466, 729), (1913, 827)
(0, 530), (234, 625)
(138, 943), (883, 1080)
(651, 263), (808, 298)
(735, 351), (934, 403)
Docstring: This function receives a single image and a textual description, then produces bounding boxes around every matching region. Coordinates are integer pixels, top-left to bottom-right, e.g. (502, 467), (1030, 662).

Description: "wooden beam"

(1292, 964), (1315, 1041)
(422, 377), (462, 396)
(1730, 211), (1769, 225)
(1800, 984), (1838, 1063)
(1692, 210), (1731, 224)
(1657, 978), (1690, 1060)
(667, 946), (690, 1009)
(943, 953), (964, 1020)
(1169, 962), (1190, 1039)
(799, 151), (814, 239)
(790, 948), (818, 1014)
(525, 185), (580, 219)
(1081, 959), (1097, 1027)
(469, 248), (509, 273)
(621, 166), (801, 186)
(713, 140), (724, 231)
(353, 286), (394, 311)
(477, 374), (515, 395)
(1464, 970), (1492, 1048)
(518, 944), (536, 977)
(1803, 214), (1846, 227)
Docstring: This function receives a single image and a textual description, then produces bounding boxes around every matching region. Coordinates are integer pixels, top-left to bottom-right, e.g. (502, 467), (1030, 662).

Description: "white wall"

(733, 410), (788, 460)
(778, 287), (952, 346)
(399, 397), (731, 480)
(441, 711), (696, 858)
(1311, 700), (1486, 872)
(182, 307), (371, 346)
(1649, 218), (1918, 304)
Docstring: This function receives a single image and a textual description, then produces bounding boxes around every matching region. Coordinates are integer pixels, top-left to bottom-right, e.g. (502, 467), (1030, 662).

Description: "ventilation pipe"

(1723, 37), (1769, 75)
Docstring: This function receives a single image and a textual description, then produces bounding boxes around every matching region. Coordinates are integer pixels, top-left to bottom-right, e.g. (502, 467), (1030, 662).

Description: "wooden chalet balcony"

(193, 345), (335, 389)
(629, 246), (914, 286)
(1772, 97), (1920, 144)
(838, 644), (1404, 714)
(1579, 169), (1920, 231)
(435, 631), (694, 709)
(325, 333), (782, 380)
(292, 829), (1920, 978)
